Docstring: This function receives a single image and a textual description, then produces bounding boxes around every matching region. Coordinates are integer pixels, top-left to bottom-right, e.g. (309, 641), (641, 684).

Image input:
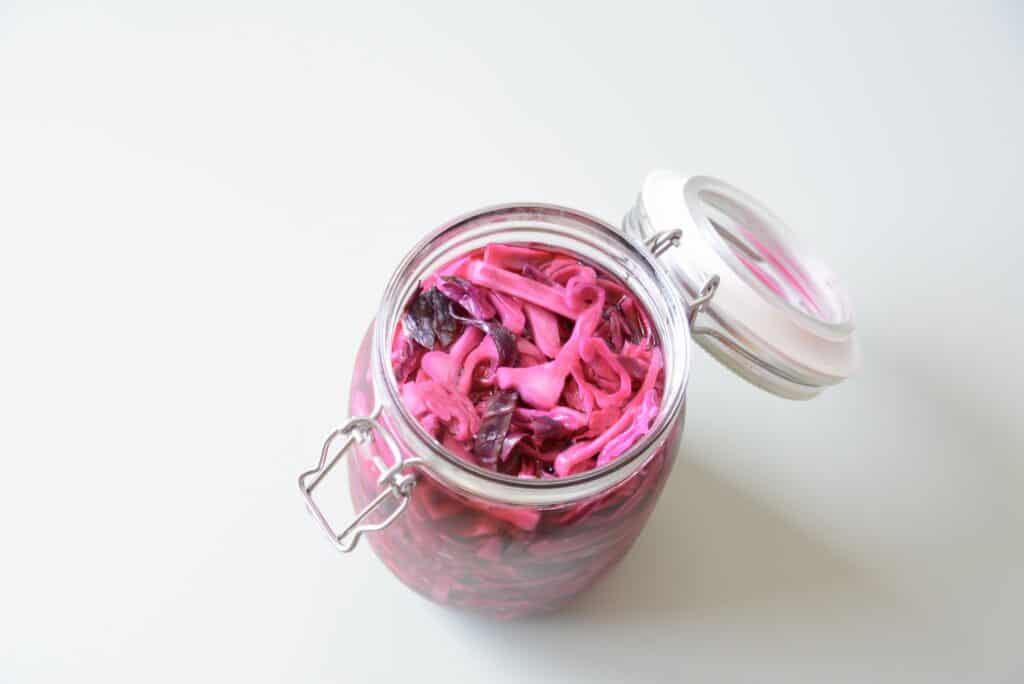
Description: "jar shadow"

(433, 440), (899, 633)
(428, 439), (916, 680)
(551, 451), (880, 625)
(569, 444), (905, 626)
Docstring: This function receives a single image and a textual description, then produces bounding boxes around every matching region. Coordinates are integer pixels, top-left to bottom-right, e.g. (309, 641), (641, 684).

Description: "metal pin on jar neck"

(645, 228), (682, 257)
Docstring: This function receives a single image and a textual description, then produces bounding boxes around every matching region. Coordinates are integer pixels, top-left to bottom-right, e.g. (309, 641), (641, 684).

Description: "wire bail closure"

(645, 228), (719, 328)
(298, 406), (419, 553)
(687, 274), (720, 328)
(645, 228), (682, 257)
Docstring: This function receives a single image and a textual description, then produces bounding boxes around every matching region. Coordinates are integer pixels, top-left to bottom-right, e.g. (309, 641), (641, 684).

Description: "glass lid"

(623, 171), (859, 399)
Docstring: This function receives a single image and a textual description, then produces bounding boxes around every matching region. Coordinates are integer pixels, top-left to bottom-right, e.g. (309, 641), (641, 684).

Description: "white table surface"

(2, 2), (1022, 682)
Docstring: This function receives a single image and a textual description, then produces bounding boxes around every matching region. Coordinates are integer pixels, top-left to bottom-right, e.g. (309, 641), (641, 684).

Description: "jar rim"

(371, 203), (692, 507)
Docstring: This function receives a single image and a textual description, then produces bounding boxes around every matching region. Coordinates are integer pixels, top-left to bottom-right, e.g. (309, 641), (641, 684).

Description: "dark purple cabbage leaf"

(448, 305), (518, 367)
(529, 415), (574, 443)
(617, 354), (648, 381)
(615, 296), (643, 345)
(438, 276), (497, 320)
(429, 287), (460, 347)
(393, 337), (425, 382)
(521, 263), (554, 286)
(404, 286), (461, 349)
(600, 306), (625, 352)
(473, 390), (518, 464)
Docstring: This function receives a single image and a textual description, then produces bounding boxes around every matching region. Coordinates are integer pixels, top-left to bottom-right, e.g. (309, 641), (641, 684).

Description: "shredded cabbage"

(394, 244), (663, 478)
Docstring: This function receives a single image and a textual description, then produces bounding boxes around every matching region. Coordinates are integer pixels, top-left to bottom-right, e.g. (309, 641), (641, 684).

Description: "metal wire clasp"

(644, 228), (720, 328)
(645, 228), (682, 256)
(687, 274), (720, 328)
(298, 407), (418, 553)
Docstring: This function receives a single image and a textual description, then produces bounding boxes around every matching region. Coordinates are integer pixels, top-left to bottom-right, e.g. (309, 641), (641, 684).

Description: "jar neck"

(371, 203), (692, 507)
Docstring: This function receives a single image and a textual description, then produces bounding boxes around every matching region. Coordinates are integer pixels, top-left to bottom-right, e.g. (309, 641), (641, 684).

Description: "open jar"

(298, 171), (858, 619)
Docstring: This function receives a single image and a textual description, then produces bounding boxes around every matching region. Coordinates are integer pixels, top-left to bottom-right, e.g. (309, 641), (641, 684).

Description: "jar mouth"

(372, 203), (691, 507)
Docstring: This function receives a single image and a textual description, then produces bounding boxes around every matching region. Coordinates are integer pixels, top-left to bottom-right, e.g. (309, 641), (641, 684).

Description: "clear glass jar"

(347, 205), (690, 618)
(299, 173), (857, 619)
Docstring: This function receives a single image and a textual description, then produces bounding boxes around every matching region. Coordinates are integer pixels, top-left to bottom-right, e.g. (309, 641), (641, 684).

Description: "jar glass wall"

(344, 205), (693, 618)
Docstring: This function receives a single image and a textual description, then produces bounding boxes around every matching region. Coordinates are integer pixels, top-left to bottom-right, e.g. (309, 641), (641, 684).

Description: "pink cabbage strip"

(420, 326), (483, 385)
(483, 244), (550, 270)
(468, 261), (580, 319)
(488, 290), (526, 334)
(523, 303), (561, 358)
(421, 255), (473, 290)
(495, 288), (605, 409)
(553, 348), (663, 476)
(458, 336), (499, 394)
(596, 389), (660, 468)
(579, 338), (633, 409)
(401, 380), (481, 441)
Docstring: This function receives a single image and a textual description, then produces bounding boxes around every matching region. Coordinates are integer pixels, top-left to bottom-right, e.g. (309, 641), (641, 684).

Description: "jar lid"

(624, 171), (859, 399)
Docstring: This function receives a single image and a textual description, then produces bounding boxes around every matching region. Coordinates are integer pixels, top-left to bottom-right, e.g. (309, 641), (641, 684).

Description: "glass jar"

(299, 172), (858, 619)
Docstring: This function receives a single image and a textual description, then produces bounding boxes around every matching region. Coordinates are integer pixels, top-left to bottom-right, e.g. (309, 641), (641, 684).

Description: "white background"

(2, 1), (1022, 682)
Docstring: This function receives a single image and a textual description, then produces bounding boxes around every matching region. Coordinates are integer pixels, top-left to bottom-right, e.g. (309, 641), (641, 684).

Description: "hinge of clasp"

(298, 408), (418, 553)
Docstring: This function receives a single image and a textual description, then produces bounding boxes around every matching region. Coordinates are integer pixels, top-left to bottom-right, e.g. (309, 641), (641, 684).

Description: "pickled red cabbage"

(393, 244), (662, 478)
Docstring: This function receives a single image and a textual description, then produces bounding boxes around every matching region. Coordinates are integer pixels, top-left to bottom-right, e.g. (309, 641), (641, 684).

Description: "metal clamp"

(687, 274), (720, 328)
(644, 228), (720, 329)
(645, 228), (682, 256)
(298, 408), (418, 553)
